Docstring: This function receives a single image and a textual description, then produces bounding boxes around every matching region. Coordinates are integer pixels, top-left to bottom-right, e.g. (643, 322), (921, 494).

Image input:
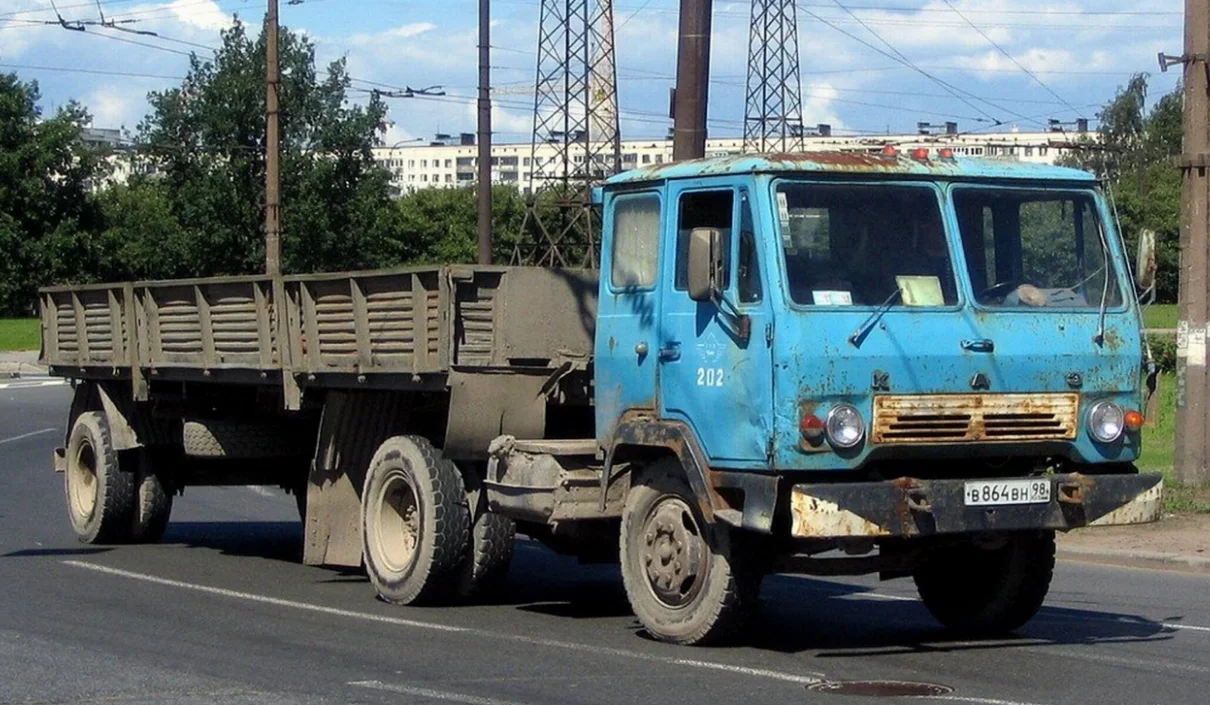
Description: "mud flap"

(789, 472), (1163, 539)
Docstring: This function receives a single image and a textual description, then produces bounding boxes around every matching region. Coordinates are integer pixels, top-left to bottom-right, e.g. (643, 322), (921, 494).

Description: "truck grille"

(872, 393), (1079, 444)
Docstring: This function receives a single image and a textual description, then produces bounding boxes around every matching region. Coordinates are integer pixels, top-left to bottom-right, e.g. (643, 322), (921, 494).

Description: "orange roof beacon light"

(911, 147), (930, 161)
(881, 144), (899, 158)
(938, 147), (955, 160)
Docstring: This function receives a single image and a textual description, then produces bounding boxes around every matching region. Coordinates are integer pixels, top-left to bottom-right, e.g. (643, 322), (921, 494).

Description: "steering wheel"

(979, 279), (1022, 300)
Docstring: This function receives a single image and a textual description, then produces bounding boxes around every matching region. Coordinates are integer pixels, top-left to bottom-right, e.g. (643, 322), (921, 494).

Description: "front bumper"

(789, 472), (1162, 539)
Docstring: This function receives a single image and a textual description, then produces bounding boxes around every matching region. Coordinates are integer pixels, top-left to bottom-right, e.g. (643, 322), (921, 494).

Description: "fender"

(604, 413), (780, 533)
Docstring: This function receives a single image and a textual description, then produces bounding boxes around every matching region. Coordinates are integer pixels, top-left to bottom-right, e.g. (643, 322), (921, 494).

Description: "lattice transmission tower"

(514, 0), (621, 268)
(744, 0), (805, 153)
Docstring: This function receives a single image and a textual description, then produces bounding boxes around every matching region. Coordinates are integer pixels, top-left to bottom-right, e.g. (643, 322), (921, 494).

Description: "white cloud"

(392, 23), (436, 39)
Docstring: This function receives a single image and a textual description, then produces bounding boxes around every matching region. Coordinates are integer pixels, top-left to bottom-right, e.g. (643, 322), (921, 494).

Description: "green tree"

(393, 185), (529, 264)
(134, 18), (394, 277)
(1061, 74), (1182, 301)
(0, 73), (105, 315)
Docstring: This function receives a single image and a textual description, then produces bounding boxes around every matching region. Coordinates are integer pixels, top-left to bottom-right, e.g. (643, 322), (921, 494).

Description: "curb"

(1058, 545), (1210, 574)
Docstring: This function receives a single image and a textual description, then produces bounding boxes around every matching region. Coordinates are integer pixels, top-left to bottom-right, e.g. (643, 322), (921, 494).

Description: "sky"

(0, 0), (1185, 146)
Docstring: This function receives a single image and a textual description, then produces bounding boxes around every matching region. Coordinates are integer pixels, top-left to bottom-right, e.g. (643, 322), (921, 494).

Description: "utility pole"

(1174, 0), (1210, 485)
(672, 0), (712, 161)
(264, 0), (281, 277)
(477, 0), (492, 265)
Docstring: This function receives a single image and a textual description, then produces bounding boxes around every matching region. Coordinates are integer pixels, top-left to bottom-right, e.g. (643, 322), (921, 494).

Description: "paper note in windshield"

(896, 275), (945, 307)
(812, 290), (853, 306)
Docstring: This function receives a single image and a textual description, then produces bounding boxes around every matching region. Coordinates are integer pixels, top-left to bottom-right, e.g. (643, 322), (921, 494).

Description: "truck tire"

(130, 450), (172, 543)
(65, 412), (135, 544)
(619, 458), (763, 645)
(361, 435), (470, 605)
(456, 512), (516, 601)
(913, 531), (1055, 634)
(182, 419), (302, 459)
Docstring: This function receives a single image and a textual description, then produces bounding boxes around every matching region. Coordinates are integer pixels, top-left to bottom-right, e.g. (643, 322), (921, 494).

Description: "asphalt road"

(2, 380), (1209, 705)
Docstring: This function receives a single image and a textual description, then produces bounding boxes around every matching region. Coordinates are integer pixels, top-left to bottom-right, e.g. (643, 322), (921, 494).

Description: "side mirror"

(687, 227), (724, 302)
(1136, 228), (1157, 290)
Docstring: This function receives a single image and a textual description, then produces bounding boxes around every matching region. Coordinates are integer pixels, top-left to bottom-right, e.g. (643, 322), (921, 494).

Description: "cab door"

(658, 186), (774, 468)
(595, 191), (664, 442)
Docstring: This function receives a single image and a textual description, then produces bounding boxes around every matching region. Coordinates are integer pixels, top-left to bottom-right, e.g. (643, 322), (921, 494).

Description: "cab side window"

(611, 194), (661, 289)
(737, 192), (762, 304)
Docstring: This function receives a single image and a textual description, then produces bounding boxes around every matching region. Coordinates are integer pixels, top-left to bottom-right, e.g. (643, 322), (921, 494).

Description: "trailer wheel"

(130, 449), (173, 543)
(457, 512), (516, 601)
(619, 458), (763, 645)
(65, 412), (135, 544)
(183, 419), (303, 459)
(913, 531), (1055, 634)
(361, 435), (469, 605)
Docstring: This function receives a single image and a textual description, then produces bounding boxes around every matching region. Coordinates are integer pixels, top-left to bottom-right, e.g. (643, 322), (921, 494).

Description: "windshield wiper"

(849, 288), (902, 348)
(1092, 218), (1111, 345)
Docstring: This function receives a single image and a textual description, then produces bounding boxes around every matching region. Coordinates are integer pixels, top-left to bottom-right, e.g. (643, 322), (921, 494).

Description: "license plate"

(964, 479), (1052, 506)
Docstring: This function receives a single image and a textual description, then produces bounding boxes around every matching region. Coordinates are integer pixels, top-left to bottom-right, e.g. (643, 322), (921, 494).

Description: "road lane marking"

(64, 560), (826, 685)
(350, 680), (529, 705)
(0, 427), (56, 445)
(1038, 610), (1210, 635)
(917, 697), (1051, 705)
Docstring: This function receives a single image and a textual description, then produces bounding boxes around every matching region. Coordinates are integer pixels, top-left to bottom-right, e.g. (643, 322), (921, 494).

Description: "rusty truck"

(42, 151), (1162, 645)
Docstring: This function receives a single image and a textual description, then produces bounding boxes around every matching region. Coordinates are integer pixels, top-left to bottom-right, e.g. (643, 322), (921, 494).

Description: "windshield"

(776, 182), (958, 306)
(953, 188), (1123, 309)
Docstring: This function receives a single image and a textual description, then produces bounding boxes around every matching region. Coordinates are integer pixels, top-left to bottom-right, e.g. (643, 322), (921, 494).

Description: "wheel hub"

(376, 472), (420, 573)
(68, 441), (98, 520)
(640, 497), (707, 607)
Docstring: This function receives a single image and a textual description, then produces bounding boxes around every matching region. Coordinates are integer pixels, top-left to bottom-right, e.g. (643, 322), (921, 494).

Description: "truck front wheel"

(619, 459), (763, 645)
(361, 435), (470, 605)
(913, 531), (1055, 634)
(65, 412), (135, 544)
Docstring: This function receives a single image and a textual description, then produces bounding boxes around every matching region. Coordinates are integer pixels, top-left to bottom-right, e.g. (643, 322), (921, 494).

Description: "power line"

(0, 62), (185, 80)
(938, 0), (1080, 115)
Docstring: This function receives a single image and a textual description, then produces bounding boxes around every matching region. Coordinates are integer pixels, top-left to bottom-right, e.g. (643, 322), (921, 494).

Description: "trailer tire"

(457, 512), (516, 601)
(130, 450), (173, 543)
(183, 419), (302, 459)
(65, 412), (135, 544)
(913, 530), (1055, 634)
(619, 458), (763, 645)
(362, 435), (470, 606)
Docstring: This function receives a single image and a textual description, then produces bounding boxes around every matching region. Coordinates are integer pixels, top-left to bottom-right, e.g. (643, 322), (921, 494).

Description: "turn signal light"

(800, 413), (825, 440)
(1124, 410), (1145, 432)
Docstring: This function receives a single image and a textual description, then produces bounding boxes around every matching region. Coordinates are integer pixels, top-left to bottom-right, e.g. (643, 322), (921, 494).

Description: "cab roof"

(602, 151), (1097, 187)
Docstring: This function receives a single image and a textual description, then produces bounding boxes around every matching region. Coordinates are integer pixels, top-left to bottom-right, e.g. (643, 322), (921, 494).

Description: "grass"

(0, 319), (39, 352)
(1142, 303), (1178, 330)
(1138, 372), (1210, 513)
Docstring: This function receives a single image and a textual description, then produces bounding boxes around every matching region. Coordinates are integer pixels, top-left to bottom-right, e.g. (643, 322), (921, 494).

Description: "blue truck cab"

(586, 151), (1161, 643)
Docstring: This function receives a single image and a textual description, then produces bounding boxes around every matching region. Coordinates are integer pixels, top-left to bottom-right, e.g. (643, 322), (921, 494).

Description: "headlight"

(1087, 400), (1125, 443)
(826, 404), (866, 449)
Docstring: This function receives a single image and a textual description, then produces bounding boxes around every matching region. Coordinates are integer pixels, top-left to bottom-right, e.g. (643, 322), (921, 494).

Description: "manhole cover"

(807, 680), (954, 697)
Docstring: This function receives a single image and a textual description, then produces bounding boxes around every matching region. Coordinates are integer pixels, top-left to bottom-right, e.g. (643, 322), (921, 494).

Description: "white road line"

(1039, 611), (1210, 635)
(0, 427), (56, 445)
(63, 560), (825, 685)
(917, 697), (1051, 705)
(349, 680), (529, 705)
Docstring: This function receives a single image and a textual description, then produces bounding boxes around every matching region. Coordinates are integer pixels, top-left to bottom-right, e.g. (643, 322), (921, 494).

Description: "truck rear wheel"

(619, 459), (763, 645)
(457, 511), (515, 601)
(130, 450), (173, 543)
(65, 412), (135, 544)
(913, 531), (1055, 634)
(361, 435), (470, 605)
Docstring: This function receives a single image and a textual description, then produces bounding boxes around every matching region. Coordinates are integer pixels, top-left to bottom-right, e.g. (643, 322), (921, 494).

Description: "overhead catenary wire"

(938, 0), (1080, 116)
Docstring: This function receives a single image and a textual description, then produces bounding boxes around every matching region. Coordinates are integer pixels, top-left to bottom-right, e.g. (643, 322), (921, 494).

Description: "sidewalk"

(0, 351), (46, 377)
(1058, 513), (1210, 574)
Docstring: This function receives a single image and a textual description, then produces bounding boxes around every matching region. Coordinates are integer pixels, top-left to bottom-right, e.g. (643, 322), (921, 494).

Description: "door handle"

(658, 342), (682, 362)
(961, 339), (995, 353)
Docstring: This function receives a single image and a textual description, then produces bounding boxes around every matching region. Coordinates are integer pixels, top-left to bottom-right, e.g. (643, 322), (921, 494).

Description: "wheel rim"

(68, 439), (99, 521)
(375, 469), (421, 574)
(639, 495), (709, 608)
